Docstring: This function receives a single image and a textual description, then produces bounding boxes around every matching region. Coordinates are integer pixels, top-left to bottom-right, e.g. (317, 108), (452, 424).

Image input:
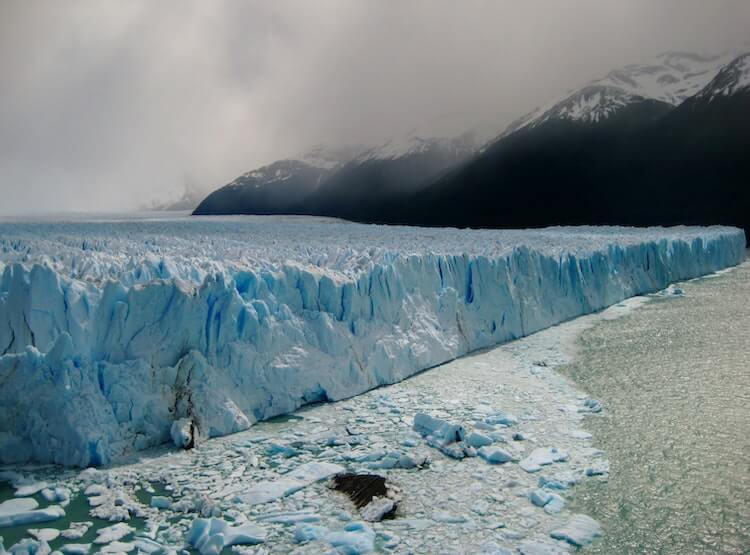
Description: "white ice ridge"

(0, 216), (745, 466)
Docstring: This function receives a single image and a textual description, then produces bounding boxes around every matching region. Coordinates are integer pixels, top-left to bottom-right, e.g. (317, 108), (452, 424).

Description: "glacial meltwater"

(563, 259), (750, 554)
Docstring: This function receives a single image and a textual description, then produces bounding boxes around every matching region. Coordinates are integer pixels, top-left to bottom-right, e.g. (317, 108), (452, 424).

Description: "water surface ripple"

(563, 259), (750, 554)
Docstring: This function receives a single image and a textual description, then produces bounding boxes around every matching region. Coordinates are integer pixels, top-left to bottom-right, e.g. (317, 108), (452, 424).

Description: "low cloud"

(1, 0), (748, 213)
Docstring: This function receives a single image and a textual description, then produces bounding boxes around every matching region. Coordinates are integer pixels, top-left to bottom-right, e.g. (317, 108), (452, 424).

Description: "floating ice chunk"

(100, 542), (135, 553)
(550, 514), (602, 547)
(477, 446), (513, 464)
(467, 432), (493, 448)
(132, 538), (163, 553)
(396, 454), (420, 469)
(83, 484), (107, 496)
(582, 399), (603, 413)
(432, 511), (467, 523)
(13, 481), (49, 497)
(325, 522), (375, 554)
(585, 460), (610, 476)
(569, 430), (592, 440)
(0, 498), (65, 528)
(400, 437), (419, 448)
(223, 522), (267, 546)
(518, 540), (567, 554)
(537, 477), (568, 491)
(519, 447), (568, 473)
(59, 544), (91, 554)
(150, 496), (172, 509)
(360, 497), (395, 522)
(529, 489), (552, 507)
(60, 522), (93, 540)
(170, 418), (195, 449)
(480, 542), (514, 555)
(5, 538), (47, 555)
(77, 468), (103, 485)
(265, 443), (299, 458)
(187, 517), (266, 554)
(28, 529), (60, 542)
(93, 523), (134, 544)
(40, 487), (71, 507)
(544, 493), (565, 514)
(413, 413), (465, 445)
(484, 412), (518, 426)
(0, 497), (38, 515)
(352, 450), (386, 463)
(436, 441), (468, 460)
(234, 461), (344, 505)
(380, 531), (401, 549)
(257, 511), (320, 524)
(294, 523), (328, 543)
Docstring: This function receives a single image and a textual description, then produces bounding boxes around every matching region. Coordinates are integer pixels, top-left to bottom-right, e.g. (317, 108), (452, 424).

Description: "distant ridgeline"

(193, 51), (750, 234)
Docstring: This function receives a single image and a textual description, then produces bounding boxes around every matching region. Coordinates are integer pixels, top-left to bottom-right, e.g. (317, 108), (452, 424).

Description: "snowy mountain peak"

(228, 159), (317, 189)
(356, 132), (476, 163)
(506, 49), (738, 134)
(529, 85), (649, 127)
(695, 52), (750, 100)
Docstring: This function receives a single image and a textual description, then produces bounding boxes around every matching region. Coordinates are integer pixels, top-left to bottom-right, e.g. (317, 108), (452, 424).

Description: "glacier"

(0, 215), (744, 467)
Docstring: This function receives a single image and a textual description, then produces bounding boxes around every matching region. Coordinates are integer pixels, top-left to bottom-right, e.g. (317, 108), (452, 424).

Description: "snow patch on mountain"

(355, 133), (476, 163)
(505, 50), (739, 134)
(695, 52), (750, 100)
(0, 216), (744, 466)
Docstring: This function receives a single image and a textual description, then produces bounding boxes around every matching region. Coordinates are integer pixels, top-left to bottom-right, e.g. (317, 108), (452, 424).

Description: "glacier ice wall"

(0, 218), (745, 466)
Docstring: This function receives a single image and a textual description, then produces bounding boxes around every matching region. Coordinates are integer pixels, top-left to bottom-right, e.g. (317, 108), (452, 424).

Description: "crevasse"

(0, 219), (745, 466)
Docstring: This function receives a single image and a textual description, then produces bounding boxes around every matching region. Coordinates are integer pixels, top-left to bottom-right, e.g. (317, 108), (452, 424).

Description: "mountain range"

(193, 50), (750, 233)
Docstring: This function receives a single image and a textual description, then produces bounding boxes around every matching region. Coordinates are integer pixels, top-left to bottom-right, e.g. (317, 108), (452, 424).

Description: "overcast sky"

(1, 0), (749, 214)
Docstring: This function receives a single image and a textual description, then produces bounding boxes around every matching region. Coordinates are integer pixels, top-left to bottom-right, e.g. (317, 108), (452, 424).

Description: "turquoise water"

(563, 260), (750, 554)
(0, 480), (153, 550)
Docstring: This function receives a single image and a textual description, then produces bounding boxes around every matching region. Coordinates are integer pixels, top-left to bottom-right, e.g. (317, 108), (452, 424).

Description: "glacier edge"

(0, 222), (745, 466)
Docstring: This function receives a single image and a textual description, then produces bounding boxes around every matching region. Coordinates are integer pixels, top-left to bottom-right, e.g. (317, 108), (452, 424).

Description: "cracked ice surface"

(0, 298), (676, 553)
(0, 215), (745, 466)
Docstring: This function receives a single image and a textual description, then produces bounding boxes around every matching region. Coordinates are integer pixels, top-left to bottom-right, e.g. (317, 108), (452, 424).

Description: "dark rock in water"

(331, 473), (400, 521)
(331, 473), (389, 508)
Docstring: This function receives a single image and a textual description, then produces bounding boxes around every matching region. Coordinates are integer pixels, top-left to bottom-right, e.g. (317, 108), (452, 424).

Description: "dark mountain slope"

(378, 99), (673, 228)
(379, 54), (750, 233)
(193, 160), (331, 216)
(299, 135), (476, 221)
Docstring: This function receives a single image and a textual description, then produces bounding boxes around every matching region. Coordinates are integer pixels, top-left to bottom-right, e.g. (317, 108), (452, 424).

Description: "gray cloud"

(1, 0), (749, 213)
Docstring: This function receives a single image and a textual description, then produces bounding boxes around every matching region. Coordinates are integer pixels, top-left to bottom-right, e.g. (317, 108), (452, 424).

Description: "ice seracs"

(0, 218), (744, 466)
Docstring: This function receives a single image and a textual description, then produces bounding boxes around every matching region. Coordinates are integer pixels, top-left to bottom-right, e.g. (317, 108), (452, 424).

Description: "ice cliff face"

(0, 217), (745, 466)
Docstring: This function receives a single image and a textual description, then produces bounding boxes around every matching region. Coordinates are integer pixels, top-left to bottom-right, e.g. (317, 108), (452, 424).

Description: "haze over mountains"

(193, 49), (750, 233)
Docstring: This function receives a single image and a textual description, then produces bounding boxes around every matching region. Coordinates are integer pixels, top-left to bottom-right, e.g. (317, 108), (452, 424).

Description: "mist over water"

(562, 259), (750, 554)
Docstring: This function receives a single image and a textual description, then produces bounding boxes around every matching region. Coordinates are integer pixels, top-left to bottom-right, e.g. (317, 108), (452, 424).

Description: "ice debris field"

(0, 296), (661, 554)
(0, 216), (745, 467)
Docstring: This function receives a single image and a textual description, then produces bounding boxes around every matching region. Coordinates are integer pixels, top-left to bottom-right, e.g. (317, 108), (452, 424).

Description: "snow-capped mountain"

(376, 51), (750, 234)
(505, 50), (738, 134)
(694, 52), (750, 100)
(355, 132), (476, 163)
(194, 131), (479, 218)
(299, 131), (478, 222)
(193, 151), (343, 216)
(195, 49), (749, 228)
